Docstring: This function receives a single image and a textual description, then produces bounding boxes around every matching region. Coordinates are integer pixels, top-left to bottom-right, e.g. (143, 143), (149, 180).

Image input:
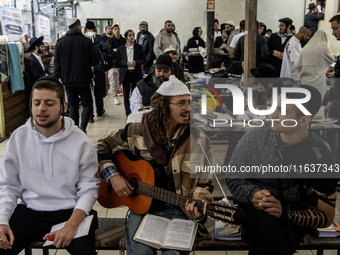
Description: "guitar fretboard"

(130, 179), (206, 212)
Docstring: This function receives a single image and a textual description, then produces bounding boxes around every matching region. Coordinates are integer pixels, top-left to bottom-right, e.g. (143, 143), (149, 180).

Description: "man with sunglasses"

(96, 76), (213, 255)
(154, 20), (179, 58)
(130, 53), (173, 113)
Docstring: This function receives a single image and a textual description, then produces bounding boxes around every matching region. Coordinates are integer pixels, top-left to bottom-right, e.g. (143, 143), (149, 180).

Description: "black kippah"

(36, 75), (63, 87)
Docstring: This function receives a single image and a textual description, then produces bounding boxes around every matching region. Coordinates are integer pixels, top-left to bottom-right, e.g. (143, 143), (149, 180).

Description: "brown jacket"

(96, 113), (214, 208)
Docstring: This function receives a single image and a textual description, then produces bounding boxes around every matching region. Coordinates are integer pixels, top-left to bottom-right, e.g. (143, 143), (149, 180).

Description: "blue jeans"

(125, 205), (191, 255)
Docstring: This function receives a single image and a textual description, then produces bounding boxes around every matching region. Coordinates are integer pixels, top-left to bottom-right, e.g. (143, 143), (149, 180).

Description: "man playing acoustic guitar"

(96, 75), (214, 254)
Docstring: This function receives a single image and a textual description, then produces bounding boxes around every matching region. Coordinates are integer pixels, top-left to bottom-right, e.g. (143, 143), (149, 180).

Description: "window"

(87, 19), (113, 36)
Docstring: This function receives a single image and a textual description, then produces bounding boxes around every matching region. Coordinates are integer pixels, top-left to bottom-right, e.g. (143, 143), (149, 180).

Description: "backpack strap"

(282, 35), (292, 49)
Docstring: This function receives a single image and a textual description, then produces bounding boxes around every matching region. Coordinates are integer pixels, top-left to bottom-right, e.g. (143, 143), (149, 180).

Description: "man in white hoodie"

(0, 76), (99, 255)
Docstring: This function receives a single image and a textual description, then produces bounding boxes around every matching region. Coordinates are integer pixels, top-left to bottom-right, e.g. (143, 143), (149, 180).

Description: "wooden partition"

(0, 42), (54, 139)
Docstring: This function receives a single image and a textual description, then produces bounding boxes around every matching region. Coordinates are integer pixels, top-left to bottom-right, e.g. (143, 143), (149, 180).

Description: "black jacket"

(214, 36), (228, 52)
(136, 72), (159, 107)
(54, 28), (99, 86)
(117, 43), (145, 84)
(267, 32), (291, 77)
(187, 28), (206, 73)
(304, 12), (324, 37)
(26, 54), (46, 87)
(107, 35), (126, 67)
(234, 34), (269, 67)
(136, 31), (155, 67)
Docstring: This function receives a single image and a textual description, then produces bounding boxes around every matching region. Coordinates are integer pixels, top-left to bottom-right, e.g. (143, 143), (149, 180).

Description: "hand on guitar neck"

(185, 198), (203, 219)
(109, 175), (134, 197)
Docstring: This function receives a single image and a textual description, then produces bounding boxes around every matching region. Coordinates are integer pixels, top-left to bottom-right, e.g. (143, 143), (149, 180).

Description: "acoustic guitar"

(97, 150), (244, 225)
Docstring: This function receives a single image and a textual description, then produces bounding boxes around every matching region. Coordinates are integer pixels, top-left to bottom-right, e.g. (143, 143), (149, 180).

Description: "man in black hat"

(130, 53), (172, 113)
(54, 18), (99, 133)
(304, 3), (324, 38)
(26, 36), (47, 96)
(267, 17), (293, 77)
(226, 85), (337, 255)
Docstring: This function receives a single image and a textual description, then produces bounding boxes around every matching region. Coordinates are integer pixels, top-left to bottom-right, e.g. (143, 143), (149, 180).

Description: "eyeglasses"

(170, 101), (190, 110)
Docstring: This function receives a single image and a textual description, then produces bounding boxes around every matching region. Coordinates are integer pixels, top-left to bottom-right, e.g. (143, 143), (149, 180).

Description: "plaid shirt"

(96, 121), (214, 204)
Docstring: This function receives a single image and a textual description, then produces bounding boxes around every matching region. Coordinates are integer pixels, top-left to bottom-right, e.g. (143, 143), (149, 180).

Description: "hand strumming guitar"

(109, 175), (134, 197)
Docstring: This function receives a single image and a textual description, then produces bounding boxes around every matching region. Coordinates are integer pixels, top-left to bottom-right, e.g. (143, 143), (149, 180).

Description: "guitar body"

(98, 151), (244, 224)
(97, 151), (154, 215)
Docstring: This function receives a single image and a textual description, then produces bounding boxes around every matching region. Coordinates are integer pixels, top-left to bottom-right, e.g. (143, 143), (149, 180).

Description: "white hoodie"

(0, 117), (99, 225)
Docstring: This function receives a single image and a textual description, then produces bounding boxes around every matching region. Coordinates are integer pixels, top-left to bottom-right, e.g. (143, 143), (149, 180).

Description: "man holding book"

(226, 85), (337, 255)
(97, 75), (213, 254)
(0, 76), (99, 255)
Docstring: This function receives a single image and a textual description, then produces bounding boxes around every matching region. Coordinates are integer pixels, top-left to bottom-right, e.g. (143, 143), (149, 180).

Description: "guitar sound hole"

(128, 177), (139, 197)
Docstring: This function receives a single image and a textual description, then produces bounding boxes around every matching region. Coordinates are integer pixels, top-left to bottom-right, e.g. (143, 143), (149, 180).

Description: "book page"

(43, 215), (94, 247)
(133, 214), (170, 248)
(163, 219), (198, 250)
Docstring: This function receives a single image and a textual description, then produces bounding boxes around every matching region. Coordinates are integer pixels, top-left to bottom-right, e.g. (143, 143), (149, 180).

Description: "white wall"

(77, 0), (306, 51)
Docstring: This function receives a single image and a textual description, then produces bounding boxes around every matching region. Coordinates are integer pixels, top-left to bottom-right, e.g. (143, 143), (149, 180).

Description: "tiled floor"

(0, 94), (338, 254)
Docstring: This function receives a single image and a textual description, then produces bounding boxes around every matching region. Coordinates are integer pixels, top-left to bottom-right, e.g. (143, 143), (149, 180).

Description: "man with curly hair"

(96, 75), (213, 254)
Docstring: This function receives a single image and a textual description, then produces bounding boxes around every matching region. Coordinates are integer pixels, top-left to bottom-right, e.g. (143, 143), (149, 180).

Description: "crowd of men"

(1, 4), (340, 255)
(25, 3), (333, 132)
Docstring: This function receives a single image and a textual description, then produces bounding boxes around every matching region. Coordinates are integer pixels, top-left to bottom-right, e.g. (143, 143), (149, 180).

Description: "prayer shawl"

(295, 29), (334, 98)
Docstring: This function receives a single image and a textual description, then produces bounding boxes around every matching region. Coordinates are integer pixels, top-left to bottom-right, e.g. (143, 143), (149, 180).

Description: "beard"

(38, 48), (43, 54)
(165, 28), (173, 34)
(153, 75), (169, 88)
(141, 29), (147, 35)
(34, 114), (61, 129)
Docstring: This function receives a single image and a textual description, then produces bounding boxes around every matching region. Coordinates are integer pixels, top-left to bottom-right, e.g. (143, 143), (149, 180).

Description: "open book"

(133, 214), (198, 251)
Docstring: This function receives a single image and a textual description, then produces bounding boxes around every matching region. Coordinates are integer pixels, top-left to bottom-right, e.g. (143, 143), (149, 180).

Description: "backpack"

(93, 35), (113, 72)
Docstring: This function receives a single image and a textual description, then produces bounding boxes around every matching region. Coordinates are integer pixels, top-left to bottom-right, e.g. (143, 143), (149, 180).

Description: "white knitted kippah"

(156, 75), (190, 96)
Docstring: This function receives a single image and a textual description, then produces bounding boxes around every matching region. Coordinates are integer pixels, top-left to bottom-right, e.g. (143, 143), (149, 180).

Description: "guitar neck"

(132, 179), (206, 211)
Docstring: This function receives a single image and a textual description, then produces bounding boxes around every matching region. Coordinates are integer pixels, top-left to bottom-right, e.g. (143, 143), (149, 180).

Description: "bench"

(25, 217), (340, 255)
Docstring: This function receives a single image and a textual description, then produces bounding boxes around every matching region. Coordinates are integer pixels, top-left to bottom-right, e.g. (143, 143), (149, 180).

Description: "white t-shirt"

(280, 36), (301, 81)
(204, 31), (221, 42)
(126, 45), (135, 70)
(230, 32), (245, 49)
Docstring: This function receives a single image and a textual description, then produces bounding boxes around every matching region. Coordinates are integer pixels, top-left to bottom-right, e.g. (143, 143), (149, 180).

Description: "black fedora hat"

(308, 3), (316, 9)
(28, 36), (44, 51)
(250, 63), (275, 78)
